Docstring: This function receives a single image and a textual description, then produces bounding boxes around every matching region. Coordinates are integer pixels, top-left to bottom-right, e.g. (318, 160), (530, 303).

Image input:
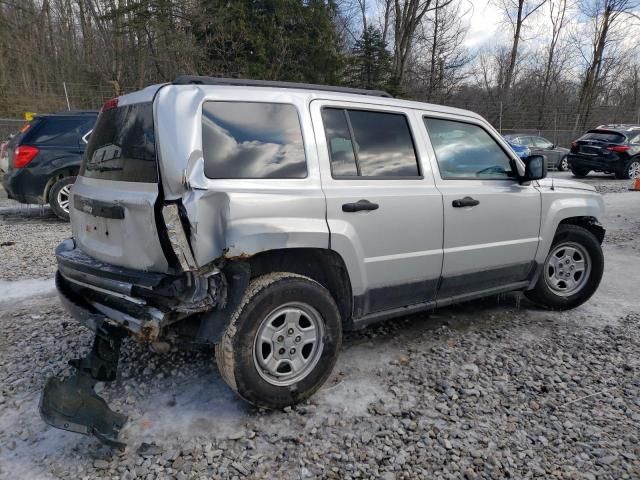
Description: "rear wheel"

(215, 272), (342, 409)
(525, 224), (603, 310)
(616, 160), (640, 180)
(558, 156), (569, 171)
(49, 176), (76, 221)
(571, 166), (590, 178)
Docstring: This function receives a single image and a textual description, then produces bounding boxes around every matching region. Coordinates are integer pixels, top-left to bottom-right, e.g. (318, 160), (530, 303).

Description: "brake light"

(607, 145), (630, 153)
(571, 141), (578, 148)
(13, 145), (39, 168)
(102, 97), (119, 111)
(19, 123), (32, 133)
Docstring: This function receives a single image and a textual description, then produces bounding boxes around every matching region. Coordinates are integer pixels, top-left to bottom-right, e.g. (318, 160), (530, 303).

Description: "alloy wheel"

(57, 184), (72, 214)
(560, 157), (568, 171)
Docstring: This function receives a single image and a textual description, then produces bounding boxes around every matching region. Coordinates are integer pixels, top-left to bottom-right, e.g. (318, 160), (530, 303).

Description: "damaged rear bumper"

(55, 238), (224, 342)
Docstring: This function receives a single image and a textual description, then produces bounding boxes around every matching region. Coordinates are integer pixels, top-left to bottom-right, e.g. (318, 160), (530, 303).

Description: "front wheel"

(215, 272), (342, 409)
(49, 176), (76, 221)
(525, 224), (603, 310)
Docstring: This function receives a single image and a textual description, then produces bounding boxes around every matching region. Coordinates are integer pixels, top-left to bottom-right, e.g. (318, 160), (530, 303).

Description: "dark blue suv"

(2, 111), (97, 220)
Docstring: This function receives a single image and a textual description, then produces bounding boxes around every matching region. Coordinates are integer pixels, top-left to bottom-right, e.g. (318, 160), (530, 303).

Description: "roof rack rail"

(172, 75), (393, 98)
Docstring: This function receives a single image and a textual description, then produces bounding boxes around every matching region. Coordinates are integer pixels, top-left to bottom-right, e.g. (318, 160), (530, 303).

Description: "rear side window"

(82, 103), (157, 183)
(424, 117), (513, 179)
(581, 131), (626, 144)
(322, 108), (420, 178)
(24, 116), (95, 147)
(202, 102), (307, 179)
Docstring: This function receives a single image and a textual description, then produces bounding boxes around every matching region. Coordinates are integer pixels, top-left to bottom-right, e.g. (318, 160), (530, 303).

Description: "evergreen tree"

(346, 25), (394, 92)
(193, 0), (344, 84)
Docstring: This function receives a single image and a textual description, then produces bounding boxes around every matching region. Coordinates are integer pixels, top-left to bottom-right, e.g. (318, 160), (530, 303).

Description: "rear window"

(23, 116), (95, 147)
(202, 101), (307, 179)
(581, 131), (626, 144)
(82, 102), (157, 183)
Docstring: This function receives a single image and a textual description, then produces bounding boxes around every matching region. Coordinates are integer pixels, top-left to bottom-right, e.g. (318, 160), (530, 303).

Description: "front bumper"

(56, 239), (222, 342)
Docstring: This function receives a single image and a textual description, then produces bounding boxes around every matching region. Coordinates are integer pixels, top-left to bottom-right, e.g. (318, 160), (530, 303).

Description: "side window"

(202, 102), (307, 179)
(321, 109), (358, 176)
(424, 117), (514, 180)
(629, 133), (640, 144)
(322, 108), (420, 178)
(27, 117), (93, 147)
(533, 137), (553, 148)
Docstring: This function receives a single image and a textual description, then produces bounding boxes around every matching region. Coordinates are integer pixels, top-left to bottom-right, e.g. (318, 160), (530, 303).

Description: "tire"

(615, 159), (640, 180)
(215, 272), (342, 409)
(571, 166), (590, 178)
(525, 224), (603, 310)
(558, 156), (569, 171)
(49, 176), (76, 221)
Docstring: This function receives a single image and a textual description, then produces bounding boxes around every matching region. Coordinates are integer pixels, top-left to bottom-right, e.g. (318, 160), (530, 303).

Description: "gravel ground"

(0, 174), (639, 480)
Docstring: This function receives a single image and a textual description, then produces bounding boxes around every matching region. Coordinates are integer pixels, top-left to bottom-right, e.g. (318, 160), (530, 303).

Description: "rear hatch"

(570, 130), (627, 158)
(72, 101), (170, 273)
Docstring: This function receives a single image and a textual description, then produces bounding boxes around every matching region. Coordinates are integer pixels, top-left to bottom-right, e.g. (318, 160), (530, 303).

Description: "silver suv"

(41, 77), (605, 448)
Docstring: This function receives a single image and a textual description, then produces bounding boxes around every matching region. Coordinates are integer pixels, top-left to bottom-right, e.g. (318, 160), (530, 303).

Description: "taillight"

(607, 145), (630, 153)
(13, 145), (39, 168)
(571, 141), (578, 148)
(102, 98), (119, 111)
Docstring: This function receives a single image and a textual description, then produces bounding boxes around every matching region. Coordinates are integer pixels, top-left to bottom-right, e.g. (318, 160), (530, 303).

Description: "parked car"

(567, 125), (640, 179)
(0, 139), (9, 173)
(1, 111), (97, 220)
(503, 134), (569, 171)
(41, 77), (606, 449)
(503, 136), (531, 159)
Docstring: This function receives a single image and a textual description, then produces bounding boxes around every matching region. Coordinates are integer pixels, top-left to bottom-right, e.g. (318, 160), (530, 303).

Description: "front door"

(422, 115), (541, 301)
(310, 101), (444, 317)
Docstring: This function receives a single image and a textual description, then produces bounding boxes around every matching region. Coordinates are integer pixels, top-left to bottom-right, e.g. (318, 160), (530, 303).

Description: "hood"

(555, 146), (569, 153)
(536, 177), (596, 192)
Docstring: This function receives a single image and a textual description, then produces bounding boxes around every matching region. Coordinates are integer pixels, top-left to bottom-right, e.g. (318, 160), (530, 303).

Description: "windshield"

(82, 102), (157, 183)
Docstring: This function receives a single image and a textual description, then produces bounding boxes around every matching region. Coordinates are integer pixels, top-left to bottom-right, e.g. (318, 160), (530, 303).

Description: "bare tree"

(575, 0), (640, 129)
(392, 0), (453, 85)
(536, 0), (570, 127)
(495, 0), (548, 96)
(405, 0), (471, 102)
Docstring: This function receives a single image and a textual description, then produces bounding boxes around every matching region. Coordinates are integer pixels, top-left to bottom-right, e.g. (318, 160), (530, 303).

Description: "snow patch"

(0, 278), (56, 304)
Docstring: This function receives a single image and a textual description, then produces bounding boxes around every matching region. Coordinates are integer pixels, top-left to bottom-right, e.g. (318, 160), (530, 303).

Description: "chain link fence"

(1, 85), (639, 148)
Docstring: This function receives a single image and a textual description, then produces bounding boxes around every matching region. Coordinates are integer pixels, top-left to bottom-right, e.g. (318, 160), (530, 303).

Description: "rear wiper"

(86, 166), (123, 172)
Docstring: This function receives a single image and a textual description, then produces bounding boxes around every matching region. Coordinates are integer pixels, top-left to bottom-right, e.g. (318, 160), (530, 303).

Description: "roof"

(172, 75), (392, 98)
(39, 110), (99, 117)
(593, 124), (640, 133)
(118, 78), (484, 122)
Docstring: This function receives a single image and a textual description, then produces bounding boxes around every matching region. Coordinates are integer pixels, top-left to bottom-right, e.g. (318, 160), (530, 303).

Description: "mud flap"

(39, 326), (128, 450)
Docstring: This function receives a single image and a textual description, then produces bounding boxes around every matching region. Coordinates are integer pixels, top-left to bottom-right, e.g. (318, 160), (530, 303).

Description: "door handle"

(342, 199), (379, 212)
(452, 196), (480, 208)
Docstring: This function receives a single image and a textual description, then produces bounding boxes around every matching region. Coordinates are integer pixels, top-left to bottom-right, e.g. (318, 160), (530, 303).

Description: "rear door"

(421, 115), (541, 301)
(311, 100), (444, 317)
(72, 101), (169, 272)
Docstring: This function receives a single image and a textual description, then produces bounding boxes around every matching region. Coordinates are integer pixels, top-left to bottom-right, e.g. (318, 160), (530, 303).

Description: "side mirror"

(521, 155), (546, 182)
